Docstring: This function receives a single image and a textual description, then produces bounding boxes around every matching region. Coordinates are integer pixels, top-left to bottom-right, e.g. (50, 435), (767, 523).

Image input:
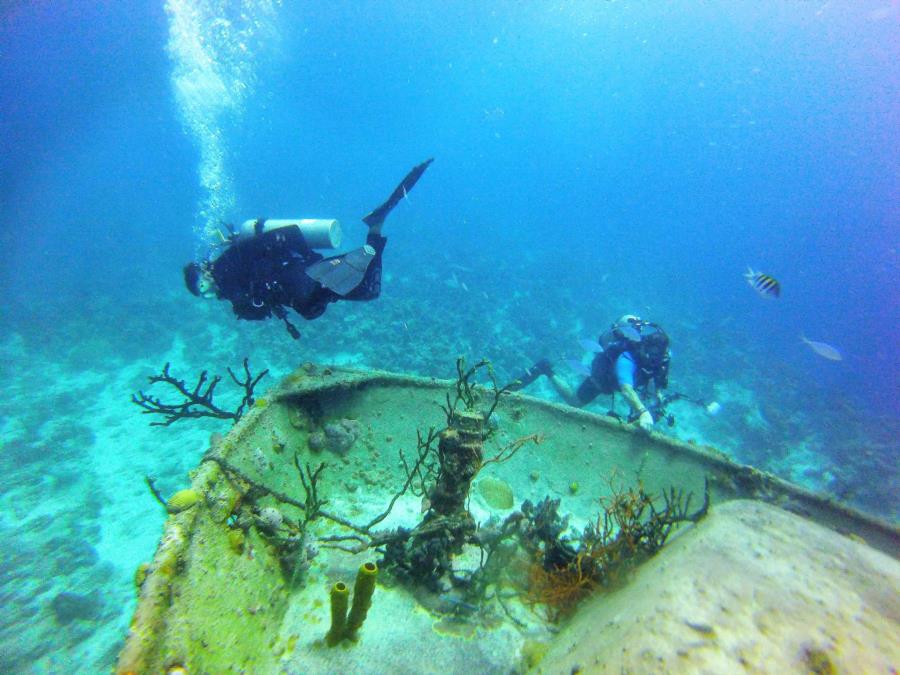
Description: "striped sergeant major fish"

(745, 268), (780, 298)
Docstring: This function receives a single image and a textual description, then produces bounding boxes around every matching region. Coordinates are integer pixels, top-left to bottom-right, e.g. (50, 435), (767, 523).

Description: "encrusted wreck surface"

(537, 499), (900, 674)
(117, 365), (900, 674)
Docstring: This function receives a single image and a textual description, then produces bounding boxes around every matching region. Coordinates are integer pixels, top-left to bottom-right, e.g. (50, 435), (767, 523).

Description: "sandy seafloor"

(1, 248), (897, 672)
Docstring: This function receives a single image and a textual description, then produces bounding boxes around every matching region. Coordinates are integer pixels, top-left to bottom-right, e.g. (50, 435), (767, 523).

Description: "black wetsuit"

(575, 350), (651, 405)
(575, 326), (670, 407)
(210, 227), (386, 324)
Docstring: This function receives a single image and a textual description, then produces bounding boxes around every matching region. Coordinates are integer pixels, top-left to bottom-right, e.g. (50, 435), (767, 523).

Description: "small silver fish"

(801, 336), (842, 361)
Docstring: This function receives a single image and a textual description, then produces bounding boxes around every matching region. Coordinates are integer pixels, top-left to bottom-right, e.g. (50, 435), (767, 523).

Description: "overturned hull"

(117, 365), (900, 674)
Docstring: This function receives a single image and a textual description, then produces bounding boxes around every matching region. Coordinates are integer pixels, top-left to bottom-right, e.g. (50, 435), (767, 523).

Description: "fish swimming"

(801, 336), (842, 361)
(745, 268), (780, 298)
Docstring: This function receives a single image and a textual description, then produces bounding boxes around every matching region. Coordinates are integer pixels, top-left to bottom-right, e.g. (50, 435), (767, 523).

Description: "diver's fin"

(505, 358), (554, 391)
(305, 245), (376, 295)
(362, 158), (434, 229)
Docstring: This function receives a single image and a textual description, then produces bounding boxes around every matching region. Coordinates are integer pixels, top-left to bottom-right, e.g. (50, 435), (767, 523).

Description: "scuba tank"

(238, 218), (343, 250)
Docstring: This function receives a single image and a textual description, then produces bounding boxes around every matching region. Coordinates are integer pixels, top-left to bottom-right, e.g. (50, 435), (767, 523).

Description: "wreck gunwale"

(116, 364), (900, 674)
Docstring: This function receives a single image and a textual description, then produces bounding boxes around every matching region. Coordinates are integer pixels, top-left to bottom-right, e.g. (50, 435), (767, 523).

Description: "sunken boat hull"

(117, 365), (900, 674)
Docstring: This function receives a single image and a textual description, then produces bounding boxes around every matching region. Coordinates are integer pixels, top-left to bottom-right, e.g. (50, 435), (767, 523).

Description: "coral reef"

(255, 506), (284, 533)
(131, 358), (268, 426)
(380, 409), (483, 592)
(308, 418), (361, 455)
(307, 359), (542, 602)
(247, 506), (318, 584)
(50, 592), (104, 625)
(203, 452), (330, 586)
(518, 497), (575, 570)
(516, 478), (711, 621)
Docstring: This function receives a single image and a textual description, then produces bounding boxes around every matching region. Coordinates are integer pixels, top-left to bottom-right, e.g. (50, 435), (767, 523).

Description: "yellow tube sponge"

(166, 489), (200, 513)
(325, 582), (349, 646)
(345, 562), (378, 640)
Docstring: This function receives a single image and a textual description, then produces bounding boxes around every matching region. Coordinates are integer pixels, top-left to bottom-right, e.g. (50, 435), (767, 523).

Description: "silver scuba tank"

(237, 218), (343, 250)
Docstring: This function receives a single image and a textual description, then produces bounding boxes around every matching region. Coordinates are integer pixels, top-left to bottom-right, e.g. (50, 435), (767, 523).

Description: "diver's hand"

(637, 410), (654, 431)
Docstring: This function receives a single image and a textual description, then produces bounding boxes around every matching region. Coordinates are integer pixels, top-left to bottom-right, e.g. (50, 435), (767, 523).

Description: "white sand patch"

(329, 351), (368, 368)
(84, 348), (224, 577)
(277, 568), (527, 674)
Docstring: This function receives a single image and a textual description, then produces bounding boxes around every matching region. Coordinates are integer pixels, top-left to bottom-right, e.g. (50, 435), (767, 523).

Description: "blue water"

(1, 1), (897, 670)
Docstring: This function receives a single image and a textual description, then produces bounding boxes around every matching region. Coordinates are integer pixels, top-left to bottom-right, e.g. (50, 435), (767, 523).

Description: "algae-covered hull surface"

(118, 365), (900, 674)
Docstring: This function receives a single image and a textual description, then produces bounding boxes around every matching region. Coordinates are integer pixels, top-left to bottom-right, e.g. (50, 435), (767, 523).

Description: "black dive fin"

(504, 358), (554, 391)
(305, 245), (376, 295)
(362, 157), (434, 229)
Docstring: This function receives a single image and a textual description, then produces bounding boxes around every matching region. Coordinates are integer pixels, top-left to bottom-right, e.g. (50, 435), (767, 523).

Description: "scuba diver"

(183, 158), (433, 339)
(510, 315), (672, 431)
